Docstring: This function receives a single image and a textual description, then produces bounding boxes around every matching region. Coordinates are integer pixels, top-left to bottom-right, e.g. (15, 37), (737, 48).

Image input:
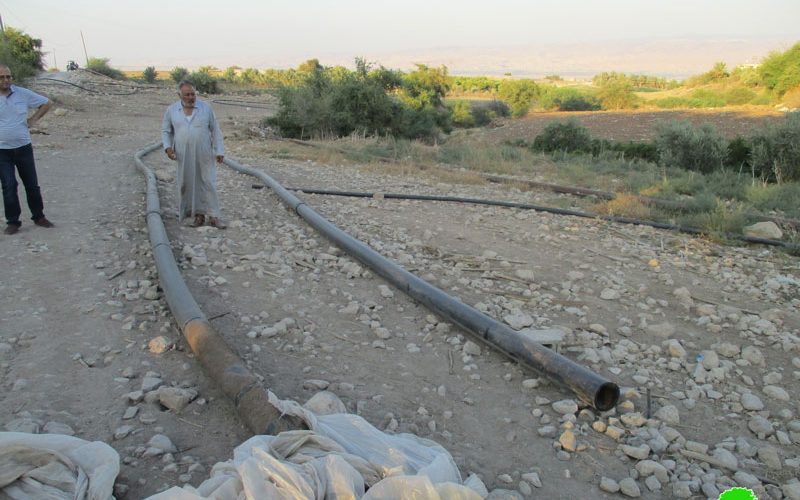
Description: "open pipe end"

(594, 382), (621, 412)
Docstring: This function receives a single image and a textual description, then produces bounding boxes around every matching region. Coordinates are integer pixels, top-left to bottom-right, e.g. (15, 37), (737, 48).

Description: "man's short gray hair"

(177, 80), (195, 91)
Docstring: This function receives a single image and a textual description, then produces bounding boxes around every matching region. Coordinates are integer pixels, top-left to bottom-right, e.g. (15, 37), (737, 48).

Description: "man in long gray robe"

(161, 81), (226, 228)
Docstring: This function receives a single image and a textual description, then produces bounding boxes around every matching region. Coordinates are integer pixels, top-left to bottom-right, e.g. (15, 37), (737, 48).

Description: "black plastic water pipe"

(135, 143), (305, 435)
(225, 158), (620, 411)
(284, 188), (800, 252)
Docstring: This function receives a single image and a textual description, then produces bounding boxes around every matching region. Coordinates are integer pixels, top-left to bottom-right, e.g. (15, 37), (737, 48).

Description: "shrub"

(471, 100), (509, 126)
(186, 70), (219, 94)
(170, 66), (189, 83)
(726, 137), (751, 170)
(142, 66), (157, 83)
(591, 140), (658, 163)
(269, 59), (447, 141)
(654, 120), (727, 173)
(594, 193), (651, 219)
(747, 182), (800, 217)
(447, 100), (474, 127)
(86, 57), (124, 79)
(497, 79), (539, 117)
(538, 87), (600, 111)
(532, 119), (593, 153)
(749, 113), (800, 182)
(597, 79), (639, 110)
(0, 27), (45, 80)
(759, 42), (800, 95)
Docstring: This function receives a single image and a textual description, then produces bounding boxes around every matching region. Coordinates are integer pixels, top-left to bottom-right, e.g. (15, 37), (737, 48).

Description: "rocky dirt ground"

(1, 71), (799, 499)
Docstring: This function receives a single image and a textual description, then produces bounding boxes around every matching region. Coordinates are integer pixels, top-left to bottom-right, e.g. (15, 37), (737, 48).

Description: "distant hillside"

(275, 36), (797, 80)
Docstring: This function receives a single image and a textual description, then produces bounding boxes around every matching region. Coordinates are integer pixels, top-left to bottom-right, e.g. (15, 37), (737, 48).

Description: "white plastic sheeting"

(0, 432), (119, 500)
(147, 392), (483, 499)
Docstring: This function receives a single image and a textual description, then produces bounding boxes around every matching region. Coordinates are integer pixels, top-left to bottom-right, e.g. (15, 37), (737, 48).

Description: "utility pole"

(0, 13), (5, 36)
(80, 30), (89, 66)
(53, 49), (57, 71)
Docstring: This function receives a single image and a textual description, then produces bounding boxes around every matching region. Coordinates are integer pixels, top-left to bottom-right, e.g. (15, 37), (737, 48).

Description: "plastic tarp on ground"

(147, 391), (483, 500)
(0, 432), (119, 500)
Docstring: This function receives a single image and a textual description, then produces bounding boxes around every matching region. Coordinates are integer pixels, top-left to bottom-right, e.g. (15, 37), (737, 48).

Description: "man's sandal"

(190, 214), (205, 227)
(207, 217), (227, 229)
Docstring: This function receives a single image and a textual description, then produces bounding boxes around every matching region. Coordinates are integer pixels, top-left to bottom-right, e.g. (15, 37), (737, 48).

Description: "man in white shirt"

(161, 81), (226, 229)
(0, 64), (53, 235)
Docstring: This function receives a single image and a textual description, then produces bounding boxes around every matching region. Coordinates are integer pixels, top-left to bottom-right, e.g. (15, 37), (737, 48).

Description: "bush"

(447, 100), (474, 127)
(747, 182), (800, 217)
(497, 79), (539, 117)
(0, 27), (45, 80)
(269, 59), (447, 141)
(532, 119), (593, 153)
(597, 79), (639, 110)
(186, 70), (219, 94)
(86, 57), (124, 80)
(759, 42), (800, 95)
(655, 120), (727, 173)
(591, 139), (658, 163)
(538, 86), (601, 111)
(726, 137), (750, 170)
(142, 66), (157, 83)
(749, 113), (800, 182)
(472, 100), (509, 126)
(170, 67), (189, 83)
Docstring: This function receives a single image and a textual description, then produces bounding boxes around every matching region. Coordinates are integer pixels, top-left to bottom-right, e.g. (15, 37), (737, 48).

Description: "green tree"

(655, 120), (727, 174)
(142, 66), (157, 83)
(0, 27), (45, 80)
(597, 77), (639, 110)
(498, 79), (539, 117)
(759, 42), (800, 95)
(170, 66), (189, 83)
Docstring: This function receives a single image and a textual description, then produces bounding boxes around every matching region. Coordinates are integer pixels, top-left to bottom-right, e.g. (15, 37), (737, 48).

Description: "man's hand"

(165, 147), (177, 160)
(216, 155), (224, 164)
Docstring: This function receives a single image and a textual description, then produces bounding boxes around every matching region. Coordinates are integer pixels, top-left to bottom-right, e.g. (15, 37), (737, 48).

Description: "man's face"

(0, 67), (12, 92)
(179, 86), (196, 107)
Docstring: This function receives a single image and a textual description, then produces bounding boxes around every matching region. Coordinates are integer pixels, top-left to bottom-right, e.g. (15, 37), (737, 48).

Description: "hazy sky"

(4, 0), (800, 70)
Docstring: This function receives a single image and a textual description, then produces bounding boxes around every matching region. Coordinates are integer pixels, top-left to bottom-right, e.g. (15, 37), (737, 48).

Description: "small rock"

(552, 399), (578, 415)
(743, 221), (782, 240)
(599, 477), (620, 493)
(559, 430), (577, 452)
(148, 336), (172, 354)
(113, 425), (134, 440)
(147, 434), (177, 454)
(619, 477), (641, 497)
(654, 405), (680, 425)
(600, 288), (620, 300)
(741, 393), (764, 411)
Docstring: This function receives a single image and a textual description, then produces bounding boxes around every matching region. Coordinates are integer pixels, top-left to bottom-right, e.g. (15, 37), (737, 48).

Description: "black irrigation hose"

(227, 157), (620, 411)
(285, 187), (800, 252)
(135, 143), (305, 435)
(35, 77), (141, 96)
(211, 98), (275, 110)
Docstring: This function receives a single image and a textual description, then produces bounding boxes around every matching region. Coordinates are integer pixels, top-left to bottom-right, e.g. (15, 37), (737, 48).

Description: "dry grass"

(592, 193), (651, 219)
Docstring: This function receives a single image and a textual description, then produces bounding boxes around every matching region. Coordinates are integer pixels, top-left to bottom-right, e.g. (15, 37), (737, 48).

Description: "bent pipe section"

(284, 188), (800, 252)
(135, 143), (305, 435)
(226, 158), (620, 411)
